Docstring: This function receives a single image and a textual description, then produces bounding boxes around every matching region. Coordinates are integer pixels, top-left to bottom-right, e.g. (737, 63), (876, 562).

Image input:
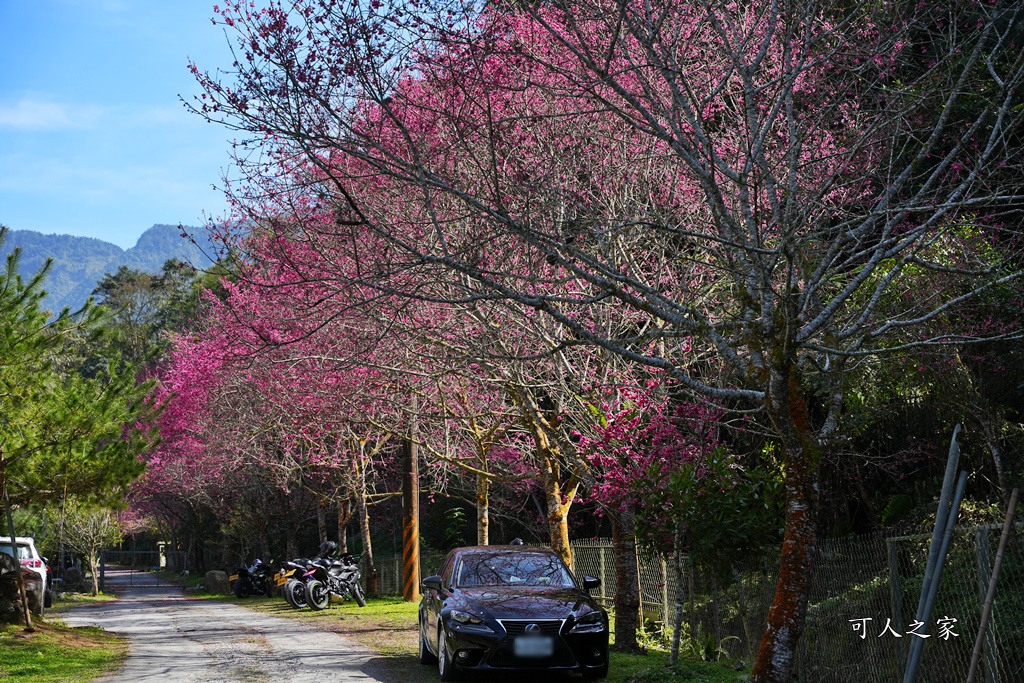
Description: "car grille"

(497, 619), (564, 636)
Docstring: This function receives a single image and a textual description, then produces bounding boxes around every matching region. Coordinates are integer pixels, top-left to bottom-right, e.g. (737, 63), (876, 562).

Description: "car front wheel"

(437, 622), (459, 681)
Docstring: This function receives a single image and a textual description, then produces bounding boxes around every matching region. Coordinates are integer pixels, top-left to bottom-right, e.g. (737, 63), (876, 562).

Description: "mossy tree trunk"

(751, 366), (821, 683)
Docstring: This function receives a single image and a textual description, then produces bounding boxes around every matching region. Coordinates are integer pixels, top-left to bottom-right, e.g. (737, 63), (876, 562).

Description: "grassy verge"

(230, 593), (748, 683)
(45, 591), (118, 615)
(234, 594), (421, 655)
(0, 619), (128, 683)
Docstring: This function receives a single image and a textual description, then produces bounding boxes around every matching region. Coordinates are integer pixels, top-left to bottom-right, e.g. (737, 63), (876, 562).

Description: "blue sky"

(1, 0), (236, 249)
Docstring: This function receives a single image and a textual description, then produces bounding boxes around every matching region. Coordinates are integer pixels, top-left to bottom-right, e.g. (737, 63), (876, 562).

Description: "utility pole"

(402, 394), (420, 602)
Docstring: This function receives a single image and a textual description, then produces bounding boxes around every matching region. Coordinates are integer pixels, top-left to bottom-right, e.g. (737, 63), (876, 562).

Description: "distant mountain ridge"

(2, 224), (217, 313)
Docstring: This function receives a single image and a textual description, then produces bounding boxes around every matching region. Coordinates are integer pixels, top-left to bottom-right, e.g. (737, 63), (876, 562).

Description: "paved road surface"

(63, 568), (387, 683)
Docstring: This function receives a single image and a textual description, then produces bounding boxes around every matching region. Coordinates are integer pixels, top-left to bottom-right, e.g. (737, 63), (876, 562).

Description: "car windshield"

(0, 544), (31, 560)
(455, 551), (576, 589)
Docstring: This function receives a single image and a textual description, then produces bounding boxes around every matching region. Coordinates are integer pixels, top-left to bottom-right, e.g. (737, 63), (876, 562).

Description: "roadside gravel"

(62, 569), (388, 683)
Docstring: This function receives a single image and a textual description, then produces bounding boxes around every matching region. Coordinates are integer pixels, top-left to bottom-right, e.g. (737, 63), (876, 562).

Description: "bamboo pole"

(966, 488), (1019, 683)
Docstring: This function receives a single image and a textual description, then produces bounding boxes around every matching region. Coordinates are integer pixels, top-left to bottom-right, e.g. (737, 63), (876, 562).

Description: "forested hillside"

(2, 224), (215, 313)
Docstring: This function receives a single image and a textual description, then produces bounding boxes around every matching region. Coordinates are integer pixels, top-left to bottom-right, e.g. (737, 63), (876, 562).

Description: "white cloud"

(0, 97), (204, 131)
(0, 99), (104, 130)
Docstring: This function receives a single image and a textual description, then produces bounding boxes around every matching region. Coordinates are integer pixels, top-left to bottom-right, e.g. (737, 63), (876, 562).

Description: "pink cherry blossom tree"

(188, 1), (1024, 679)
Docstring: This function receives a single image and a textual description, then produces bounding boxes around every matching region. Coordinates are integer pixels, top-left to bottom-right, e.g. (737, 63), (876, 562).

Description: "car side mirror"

(422, 575), (443, 591)
(582, 576), (601, 591)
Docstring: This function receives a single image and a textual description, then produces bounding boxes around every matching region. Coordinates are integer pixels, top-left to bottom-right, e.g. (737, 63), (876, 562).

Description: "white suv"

(0, 536), (51, 609)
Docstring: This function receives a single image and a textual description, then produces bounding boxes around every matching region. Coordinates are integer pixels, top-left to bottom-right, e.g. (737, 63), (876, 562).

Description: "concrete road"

(63, 568), (387, 683)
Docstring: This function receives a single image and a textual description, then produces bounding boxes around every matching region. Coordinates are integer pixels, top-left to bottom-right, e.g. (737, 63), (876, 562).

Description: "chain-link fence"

(569, 538), (677, 624)
(687, 524), (1024, 682)
(373, 525), (1022, 681)
(367, 552), (446, 595)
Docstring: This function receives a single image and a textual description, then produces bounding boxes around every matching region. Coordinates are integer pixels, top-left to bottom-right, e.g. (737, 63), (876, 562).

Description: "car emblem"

(525, 623), (540, 634)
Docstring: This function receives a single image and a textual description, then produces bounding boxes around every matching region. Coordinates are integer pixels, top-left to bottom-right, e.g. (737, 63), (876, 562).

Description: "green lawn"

(0, 619), (127, 683)
(44, 591), (118, 615)
(230, 592), (749, 683)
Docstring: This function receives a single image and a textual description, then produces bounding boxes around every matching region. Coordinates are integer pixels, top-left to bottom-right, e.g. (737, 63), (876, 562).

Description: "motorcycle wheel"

(262, 577), (277, 598)
(305, 579), (330, 610)
(234, 577), (252, 599)
(350, 580), (367, 607)
(285, 578), (307, 608)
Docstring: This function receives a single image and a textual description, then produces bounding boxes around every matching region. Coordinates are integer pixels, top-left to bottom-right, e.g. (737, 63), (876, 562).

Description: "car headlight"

(570, 610), (606, 632)
(450, 609), (485, 625)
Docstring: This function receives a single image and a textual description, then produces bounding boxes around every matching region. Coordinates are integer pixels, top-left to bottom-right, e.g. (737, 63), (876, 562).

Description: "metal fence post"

(905, 469), (969, 683)
(904, 426), (963, 683)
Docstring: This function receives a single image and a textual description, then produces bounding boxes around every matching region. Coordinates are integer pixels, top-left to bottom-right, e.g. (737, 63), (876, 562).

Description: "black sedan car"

(418, 545), (609, 680)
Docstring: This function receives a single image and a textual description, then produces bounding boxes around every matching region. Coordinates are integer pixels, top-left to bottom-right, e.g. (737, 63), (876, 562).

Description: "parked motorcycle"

(230, 558), (276, 598)
(276, 542), (338, 608)
(276, 558), (318, 608)
(303, 544), (365, 610)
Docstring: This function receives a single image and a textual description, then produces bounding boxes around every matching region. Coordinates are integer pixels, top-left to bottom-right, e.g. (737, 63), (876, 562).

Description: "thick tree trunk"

(751, 368), (821, 683)
(477, 471), (489, 545)
(355, 489), (377, 593)
(539, 453), (574, 566)
(337, 498), (352, 553)
(516, 391), (576, 563)
(89, 554), (100, 596)
(353, 439), (379, 595)
(610, 505), (642, 652)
